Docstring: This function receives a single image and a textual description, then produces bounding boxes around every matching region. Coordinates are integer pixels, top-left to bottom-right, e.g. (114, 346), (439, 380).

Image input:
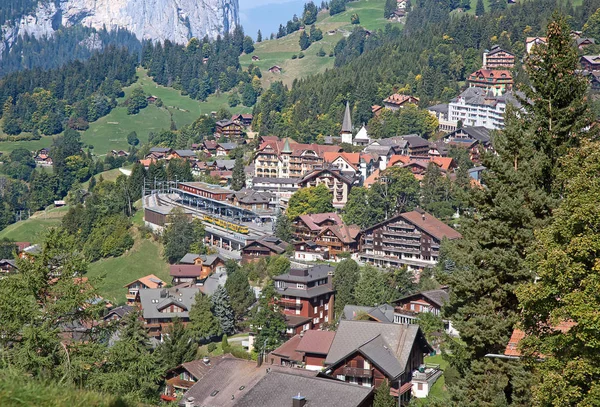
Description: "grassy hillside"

(0, 206), (69, 242)
(0, 68), (251, 155)
(240, 0), (400, 87)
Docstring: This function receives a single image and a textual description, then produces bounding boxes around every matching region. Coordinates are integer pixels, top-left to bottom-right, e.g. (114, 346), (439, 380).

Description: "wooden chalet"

(231, 113), (253, 127)
(124, 274), (166, 303)
(241, 236), (289, 263)
(171, 253), (226, 285)
(268, 65), (282, 73)
(316, 223), (361, 259)
(215, 120), (243, 138)
(163, 357), (222, 400)
(292, 212), (344, 241)
(382, 94), (420, 111)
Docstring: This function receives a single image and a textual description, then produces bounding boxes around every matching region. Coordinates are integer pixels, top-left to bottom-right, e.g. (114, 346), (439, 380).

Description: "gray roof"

(274, 265), (334, 284)
(342, 101), (353, 133)
(179, 253), (224, 266)
(403, 134), (430, 148)
(396, 288), (450, 308)
(252, 177), (302, 185)
(275, 284), (334, 299)
(138, 287), (200, 320)
(214, 159), (236, 170)
(150, 147), (171, 153)
(446, 126), (491, 143)
(104, 305), (134, 320)
(199, 271), (228, 296)
(428, 103), (449, 114)
(325, 320), (431, 379)
(228, 189), (272, 204)
(364, 145), (393, 156)
(0, 259), (16, 267)
(174, 149), (196, 157)
(235, 371), (373, 407)
(371, 136), (408, 148)
(218, 143), (238, 150)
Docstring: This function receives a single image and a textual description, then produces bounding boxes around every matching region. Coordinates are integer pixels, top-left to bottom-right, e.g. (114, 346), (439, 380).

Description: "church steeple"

(340, 101), (353, 144)
(282, 137), (292, 153)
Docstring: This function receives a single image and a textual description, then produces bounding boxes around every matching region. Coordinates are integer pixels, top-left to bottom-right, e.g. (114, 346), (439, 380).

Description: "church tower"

(340, 101), (353, 144)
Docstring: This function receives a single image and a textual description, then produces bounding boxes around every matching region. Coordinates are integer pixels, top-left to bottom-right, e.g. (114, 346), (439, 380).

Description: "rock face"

(1, 0), (239, 56)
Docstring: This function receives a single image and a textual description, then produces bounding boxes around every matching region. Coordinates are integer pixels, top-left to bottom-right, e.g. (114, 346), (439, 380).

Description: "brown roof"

(257, 138), (341, 157)
(296, 330), (336, 355)
(383, 93), (419, 106)
(319, 224), (361, 244)
(169, 264), (204, 277)
(270, 334), (304, 362)
(469, 69), (512, 80)
(123, 274), (166, 289)
(504, 321), (575, 357)
(297, 213), (343, 231)
(401, 210), (462, 240)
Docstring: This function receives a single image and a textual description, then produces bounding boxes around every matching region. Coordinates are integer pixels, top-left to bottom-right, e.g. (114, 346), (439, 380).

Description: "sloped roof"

(297, 213), (343, 231)
(469, 69), (512, 80)
(123, 274), (165, 289)
(218, 142), (238, 150)
(341, 304), (396, 323)
(229, 189), (272, 204)
(486, 45), (514, 57)
(342, 101), (353, 133)
(403, 135), (430, 148)
(325, 320), (431, 379)
(270, 334), (304, 362)
(363, 168), (380, 188)
(401, 210), (462, 240)
(396, 288), (450, 308)
(383, 94), (419, 106)
(300, 167), (356, 186)
(323, 152), (361, 166)
(355, 125), (370, 140)
(318, 223), (361, 244)
(139, 287), (199, 319)
(243, 236), (288, 254)
(170, 264), (204, 277)
(296, 330), (336, 355)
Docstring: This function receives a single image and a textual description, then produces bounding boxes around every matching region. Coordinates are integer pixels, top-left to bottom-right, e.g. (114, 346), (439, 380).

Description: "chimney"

(184, 397), (195, 407)
(292, 394), (307, 407)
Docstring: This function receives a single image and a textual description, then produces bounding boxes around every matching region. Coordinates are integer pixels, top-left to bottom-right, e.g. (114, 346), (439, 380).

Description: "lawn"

(87, 234), (170, 305)
(240, 0), (401, 87)
(0, 68), (251, 155)
(414, 353), (451, 404)
(0, 206), (69, 243)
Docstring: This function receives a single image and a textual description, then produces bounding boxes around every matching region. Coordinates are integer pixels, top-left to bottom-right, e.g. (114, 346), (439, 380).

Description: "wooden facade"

(216, 120), (243, 138)
(178, 182), (230, 201)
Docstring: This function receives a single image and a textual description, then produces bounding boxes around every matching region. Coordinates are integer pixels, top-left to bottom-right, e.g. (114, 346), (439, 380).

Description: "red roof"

(169, 265), (204, 277)
(296, 330), (336, 355)
(469, 69), (512, 80)
(364, 169), (380, 188)
(297, 213), (343, 231)
(124, 274), (165, 289)
(318, 224), (361, 244)
(270, 334), (304, 362)
(257, 138), (341, 158)
(504, 321), (576, 357)
(15, 242), (31, 252)
(401, 211), (462, 240)
(383, 94), (419, 106)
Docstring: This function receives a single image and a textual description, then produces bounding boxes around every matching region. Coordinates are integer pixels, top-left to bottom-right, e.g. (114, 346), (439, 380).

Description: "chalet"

(216, 142), (237, 156)
(443, 126), (492, 162)
(482, 45), (515, 69)
(34, 149), (53, 166)
(138, 286), (200, 338)
(0, 259), (17, 276)
(383, 94), (420, 111)
(147, 147), (172, 160)
(111, 149), (129, 157)
(190, 161), (208, 175)
(359, 209), (462, 271)
(202, 140), (218, 155)
(231, 113), (253, 127)
(226, 189), (273, 211)
(299, 167), (357, 209)
(163, 357), (220, 400)
(576, 37), (595, 49)
(342, 304), (397, 323)
(268, 65), (282, 74)
(467, 69), (513, 96)
(169, 149), (197, 161)
(393, 288), (457, 336)
(215, 120), (243, 138)
(172, 253), (226, 284)
(387, 155), (456, 178)
(147, 95), (158, 103)
(124, 274), (166, 303)
(209, 170), (232, 185)
(252, 55), (260, 61)
(324, 320), (433, 405)
(241, 236), (289, 263)
(103, 305), (134, 323)
(504, 321), (575, 358)
(588, 70), (600, 92)
(292, 212), (344, 241)
(294, 240), (329, 262)
(526, 36), (547, 54)
(268, 329), (336, 371)
(316, 223), (361, 259)
(402, 135), (430, 156)
(179, 356), (373, 407)
(273, 265), (336, 333)
(581, 55), (600, 71)
(323, 151), (375, 181)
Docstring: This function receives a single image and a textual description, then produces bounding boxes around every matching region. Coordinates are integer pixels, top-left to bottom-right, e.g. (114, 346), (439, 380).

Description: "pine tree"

(188, 293), (221, 341)
(211, 286), (235, 335)
(475, 0), (485, 16)
(354, 265), (392, 306)
(156, 318), (197, 370)
(251, 282), (286, 354)
(333, 259), (361, 317)
(299, 31), (311, 51)
(384, 0), (396, 18)
(274, 213), (293, 242)
(373, 380), (396, 407)
(224, 269), (255, 325)
(231, 156), (246, 191)
(257, 30), (263, 42)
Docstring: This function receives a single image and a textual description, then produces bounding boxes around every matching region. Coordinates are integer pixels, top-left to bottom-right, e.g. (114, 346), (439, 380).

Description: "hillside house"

(163, 358), (220, 400)
(231, 113), (253, 127)
(226, 189), (273, 211)
(393, 288), (458, 336)
(581, 55), (600, 71)
(252, 55), (260, 61)
(383, 94), (420, 111)
(292, 212), (344, 241)
(0, 259), (17, 276)
(202, 140), (218, 155)
(216, 142), (237, 156)
(124, 274), (166, 303)
(103, 305), (134, 323)
(467, 69), (513, 96)
(359, 209), (462, 271)
(526, 36), (547, 54)
(215, 120), (243, 138)
(482, 45), (515, 69)
(268, 65), (282, 73)
(576, 37), (595, 49)
(138, 286), (200, 339)
(273, 265), (336, 333)
(316, 223), (361, 259)
(241, 236), (289, 263)
(293, 240), (330, 262)
(268, 330), (336, 371)
(299, 167), (357, 209)
(324, 320), (434, 405)
(171, 253), (226, 284)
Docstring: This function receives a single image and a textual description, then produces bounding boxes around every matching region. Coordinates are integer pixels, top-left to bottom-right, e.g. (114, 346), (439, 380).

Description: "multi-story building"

(293, 212), (344, 241)
(359, 209), (461, 271)
(467, 69), (513, 96)
(482, 45), (515, 69)
(253, 138), (341, 179)
(273, 265), (335, 333)
(215, 120), (243, 138)
(427, 104), (457, 132)
(323, 151), (375, 182)
(448, 87), (520, 130)
(138, 286), (200, 338)
(299, 167), (357, 209)
(580, 54), (600, 71)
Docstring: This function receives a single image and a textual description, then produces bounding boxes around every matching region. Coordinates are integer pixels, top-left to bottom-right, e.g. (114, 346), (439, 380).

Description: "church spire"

(341, 101), (352, 134)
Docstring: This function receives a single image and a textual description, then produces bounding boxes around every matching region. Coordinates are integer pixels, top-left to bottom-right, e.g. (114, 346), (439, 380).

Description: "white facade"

(294, 251), (328, 262)
(448, 95), (506, 130)
(341, 131), (353, 145)
(412, 366), (443, 398)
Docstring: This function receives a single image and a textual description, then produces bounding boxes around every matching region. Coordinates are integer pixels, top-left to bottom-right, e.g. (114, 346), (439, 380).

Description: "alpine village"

(3, 0), (600, 406)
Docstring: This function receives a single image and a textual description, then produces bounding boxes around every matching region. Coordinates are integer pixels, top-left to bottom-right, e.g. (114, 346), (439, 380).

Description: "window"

(410, 303), (415, 311)
(418, 383), (423, 390)
(314, 306), (318, 314)
(296, 283), (305, 289)
(325, 316), (328, 322)
(337, 375), (345, 380)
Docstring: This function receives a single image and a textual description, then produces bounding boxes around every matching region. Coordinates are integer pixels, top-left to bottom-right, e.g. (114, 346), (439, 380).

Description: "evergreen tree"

(127, 131), (139, 146)
(231, 156), (246, 191)
(224, 269), (255, 325)
(242, 83), (257, 106)
(188, 293), (221, 341)
(162, 208), (205, 263)
(156, 318), (196, 370)
(211, 286), (236, 335)
(243, 36), (255, 54)
(440, 13), (594, 405)
(354, 265), (392, 306)
(274, 213), (293, 242)
(257, 30), (263, 42)
(299, 31), (311, 50)
(277, 24), (287, 38)
(384, 0), (396, 18)
(333, 259), (361, 317)
(475, 0), (485, 16)
(374, 380), (396, 407)
(303, 1), (318, 25)
(251, 282), (286, 354)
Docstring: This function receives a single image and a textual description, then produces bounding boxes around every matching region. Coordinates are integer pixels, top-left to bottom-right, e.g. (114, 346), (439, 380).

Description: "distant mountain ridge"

(1, 0), (239, 57)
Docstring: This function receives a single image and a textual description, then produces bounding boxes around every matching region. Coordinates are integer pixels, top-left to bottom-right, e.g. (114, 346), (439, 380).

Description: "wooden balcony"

(278, 298), (303, 308)
(342, 367), (373, 378)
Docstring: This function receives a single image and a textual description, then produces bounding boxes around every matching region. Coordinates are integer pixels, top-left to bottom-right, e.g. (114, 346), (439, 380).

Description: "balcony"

(412, 364), (443, 382)
(342, 367), (373, 378)
(126, 293), (137, 301)
(278, 298), (303, 308)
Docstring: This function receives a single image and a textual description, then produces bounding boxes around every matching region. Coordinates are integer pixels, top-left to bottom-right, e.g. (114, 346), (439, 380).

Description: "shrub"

(207, 343), (217, 353)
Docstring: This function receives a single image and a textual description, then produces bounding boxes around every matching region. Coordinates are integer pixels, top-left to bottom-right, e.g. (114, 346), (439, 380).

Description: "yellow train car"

(202, 214), (249, 234)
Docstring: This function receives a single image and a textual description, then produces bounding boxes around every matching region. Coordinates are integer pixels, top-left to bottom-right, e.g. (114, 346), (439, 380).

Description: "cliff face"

(1, 0), (239, 56)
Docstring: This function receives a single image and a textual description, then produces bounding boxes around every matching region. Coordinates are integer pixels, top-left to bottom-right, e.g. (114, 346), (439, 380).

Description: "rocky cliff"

(1, 0), (239, 56)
